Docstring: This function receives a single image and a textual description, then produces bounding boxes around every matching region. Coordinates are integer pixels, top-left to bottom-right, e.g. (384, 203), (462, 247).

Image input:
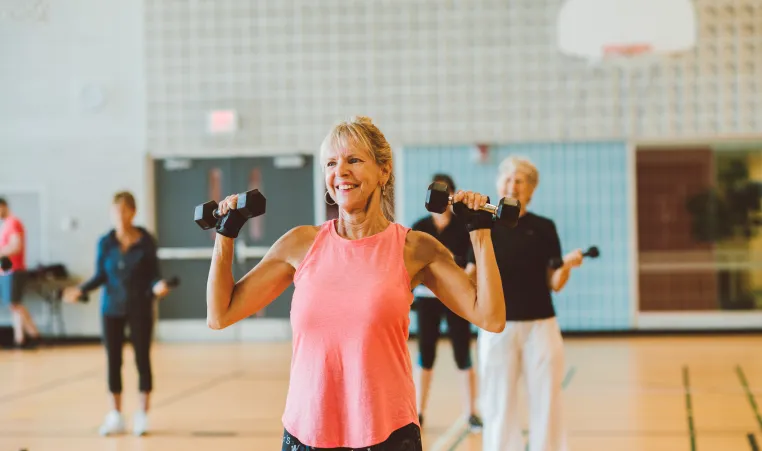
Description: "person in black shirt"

(467, 156), (583, 451)
(411, 174), (483, 432)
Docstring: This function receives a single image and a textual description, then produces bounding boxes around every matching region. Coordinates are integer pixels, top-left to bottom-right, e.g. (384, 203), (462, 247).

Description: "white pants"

(477, 317), (568, 451)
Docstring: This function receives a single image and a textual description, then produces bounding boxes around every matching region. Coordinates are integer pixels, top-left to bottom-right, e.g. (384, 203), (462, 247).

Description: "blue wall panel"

(400, 142), (632, 332)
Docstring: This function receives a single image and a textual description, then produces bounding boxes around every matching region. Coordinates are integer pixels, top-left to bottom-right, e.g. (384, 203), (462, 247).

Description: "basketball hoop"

(556, 0), (698, 68)
(601, 44), (660, 70)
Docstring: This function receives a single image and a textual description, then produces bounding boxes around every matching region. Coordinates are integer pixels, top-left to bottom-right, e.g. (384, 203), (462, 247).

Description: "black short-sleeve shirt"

(412, 215), (472, 268)
(468, 212), (562, 321)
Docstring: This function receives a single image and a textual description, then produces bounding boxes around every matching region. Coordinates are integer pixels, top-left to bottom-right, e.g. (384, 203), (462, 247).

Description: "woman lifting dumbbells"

(62, 191), (176, 437)
(203, 116), (513, 450)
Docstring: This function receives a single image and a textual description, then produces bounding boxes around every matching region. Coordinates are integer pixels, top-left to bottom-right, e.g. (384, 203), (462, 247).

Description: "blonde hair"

(320, 116), (395, 222)
(497, 155), (539, 188)
(113, 191), (136, 210)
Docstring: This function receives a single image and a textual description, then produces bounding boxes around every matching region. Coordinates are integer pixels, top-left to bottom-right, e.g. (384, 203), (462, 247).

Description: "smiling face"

(320, 117), (393, 219)
(496, 156), (538, 214)
(497, 169), (534, 211)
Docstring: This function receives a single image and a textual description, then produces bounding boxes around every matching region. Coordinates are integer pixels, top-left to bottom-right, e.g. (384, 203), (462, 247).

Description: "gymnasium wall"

(2, 0), (762, 337)
(400, 143), (632, 331)
(0, 0), (145, 335)
(145, 0), (761, 157)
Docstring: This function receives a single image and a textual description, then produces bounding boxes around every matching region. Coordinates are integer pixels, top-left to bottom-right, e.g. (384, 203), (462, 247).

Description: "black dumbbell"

(549, 246), (600, 269)
(425, 182), (521, 227)
(0, 256), (12, 272)
(194, 189), (267, 230)
(166, 276), (180, 288)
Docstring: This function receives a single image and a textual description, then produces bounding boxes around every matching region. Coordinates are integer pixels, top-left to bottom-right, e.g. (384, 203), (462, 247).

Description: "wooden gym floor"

(0, 335), (760, 451)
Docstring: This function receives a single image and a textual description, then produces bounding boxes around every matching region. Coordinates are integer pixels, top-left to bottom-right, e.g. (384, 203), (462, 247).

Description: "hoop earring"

(324, 191), (336, 206)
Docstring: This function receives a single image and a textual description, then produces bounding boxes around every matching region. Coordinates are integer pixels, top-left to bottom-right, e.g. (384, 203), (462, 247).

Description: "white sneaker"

(132, 410), (149, 436)
(98, 410), (125, 436)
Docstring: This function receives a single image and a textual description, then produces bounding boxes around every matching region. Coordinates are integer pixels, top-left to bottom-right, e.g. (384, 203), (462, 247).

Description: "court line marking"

(737, 365), (762, 432)
(429, 416), (467, 451)
(683, 365), (697, 451)
(437, 365), (576, 451)
(749, 433), (760, 451)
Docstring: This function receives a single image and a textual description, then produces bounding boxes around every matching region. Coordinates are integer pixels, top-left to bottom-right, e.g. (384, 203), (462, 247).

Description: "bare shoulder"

(404, 230), (442, 257)
(268, 225), (321, 269)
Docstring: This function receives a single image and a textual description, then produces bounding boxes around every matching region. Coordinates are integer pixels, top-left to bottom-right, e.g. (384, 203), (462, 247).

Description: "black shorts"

(0, 271), (26, 305)
(282, 422), (421, 451)
(415, 296), (473, 370)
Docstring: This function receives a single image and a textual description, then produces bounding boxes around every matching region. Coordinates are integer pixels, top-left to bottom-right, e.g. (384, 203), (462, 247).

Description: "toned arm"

(0, 233), (21, 257)
(549, 265), (572, 292)
(206, 225), (317, 330)
(407, 230), (505, 333)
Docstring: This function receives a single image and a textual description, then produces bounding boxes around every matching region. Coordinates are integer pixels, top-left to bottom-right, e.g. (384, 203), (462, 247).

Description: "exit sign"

(207, 110), (238, 134)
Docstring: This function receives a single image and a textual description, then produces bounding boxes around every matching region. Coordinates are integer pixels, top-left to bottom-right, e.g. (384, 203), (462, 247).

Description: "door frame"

(149, 152), (319, 342)
(630, 134), (762, 331)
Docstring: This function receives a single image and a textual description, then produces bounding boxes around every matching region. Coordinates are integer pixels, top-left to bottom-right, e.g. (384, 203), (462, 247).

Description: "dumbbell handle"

(211, 192), (247, 218)
(444, 195), (500, 216)
(549, 246), (599, 269)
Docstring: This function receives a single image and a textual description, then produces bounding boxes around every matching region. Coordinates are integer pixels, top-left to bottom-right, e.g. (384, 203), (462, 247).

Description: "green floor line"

(748, 433), (760, 451)
(447, 428), (472, 451)
(683, 366), (697, 451)
(736, 365), (762, 432)
(562, 366), (577, 389)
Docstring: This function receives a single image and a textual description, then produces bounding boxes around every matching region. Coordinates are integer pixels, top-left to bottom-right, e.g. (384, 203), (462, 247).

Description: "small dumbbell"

(0, 256), (12, 272)
(425, 182), (521, 227)
(549, 246), (600, 269)
(166, 276), (180, 288)
(194, 189), (267, 230)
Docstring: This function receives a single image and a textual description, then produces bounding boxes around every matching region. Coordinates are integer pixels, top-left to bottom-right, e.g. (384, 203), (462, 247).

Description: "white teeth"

(337, 185), (357, 190)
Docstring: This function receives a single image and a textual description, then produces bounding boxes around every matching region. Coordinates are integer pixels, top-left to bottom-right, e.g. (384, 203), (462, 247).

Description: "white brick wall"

(145, 0), (762, 157)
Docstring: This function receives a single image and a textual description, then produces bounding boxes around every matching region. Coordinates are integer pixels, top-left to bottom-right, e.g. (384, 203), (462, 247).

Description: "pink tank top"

(281, 219), (418, 448)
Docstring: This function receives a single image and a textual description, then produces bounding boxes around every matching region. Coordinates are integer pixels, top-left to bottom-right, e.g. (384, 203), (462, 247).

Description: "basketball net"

(555, 0), (697, 136)
(556, 0), (697, 70)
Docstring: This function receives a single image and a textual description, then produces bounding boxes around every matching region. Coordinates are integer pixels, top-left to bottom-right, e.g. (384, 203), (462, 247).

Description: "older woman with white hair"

(466, 155), (583, 451)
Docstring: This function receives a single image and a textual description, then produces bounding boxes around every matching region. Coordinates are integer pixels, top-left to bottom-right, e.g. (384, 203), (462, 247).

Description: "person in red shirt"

(0, 198), (41, 348)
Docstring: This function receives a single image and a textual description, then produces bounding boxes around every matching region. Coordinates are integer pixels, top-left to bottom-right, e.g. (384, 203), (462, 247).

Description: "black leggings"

(415, 297), (472, 370)
(282, 422), (421, 451)
(102, 313), (153, 393)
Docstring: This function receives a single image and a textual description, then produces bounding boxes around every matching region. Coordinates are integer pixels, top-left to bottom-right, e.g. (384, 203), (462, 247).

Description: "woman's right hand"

(62, 286), (83, 303)
(216, 194), (240, 217)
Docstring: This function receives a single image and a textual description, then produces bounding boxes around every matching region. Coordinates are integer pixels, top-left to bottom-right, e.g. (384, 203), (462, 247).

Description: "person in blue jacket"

(63, 191), (173, 437)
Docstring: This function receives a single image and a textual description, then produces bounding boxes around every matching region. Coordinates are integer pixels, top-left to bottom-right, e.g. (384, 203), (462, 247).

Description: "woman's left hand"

(152, 280), (170, 298)
(563, 249), (584, 268)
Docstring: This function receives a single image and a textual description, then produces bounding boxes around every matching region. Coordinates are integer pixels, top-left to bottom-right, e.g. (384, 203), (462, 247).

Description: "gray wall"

(2, 0), (762, 336)
(145, 0), (761, 158)
(0, 0), (145, 335)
